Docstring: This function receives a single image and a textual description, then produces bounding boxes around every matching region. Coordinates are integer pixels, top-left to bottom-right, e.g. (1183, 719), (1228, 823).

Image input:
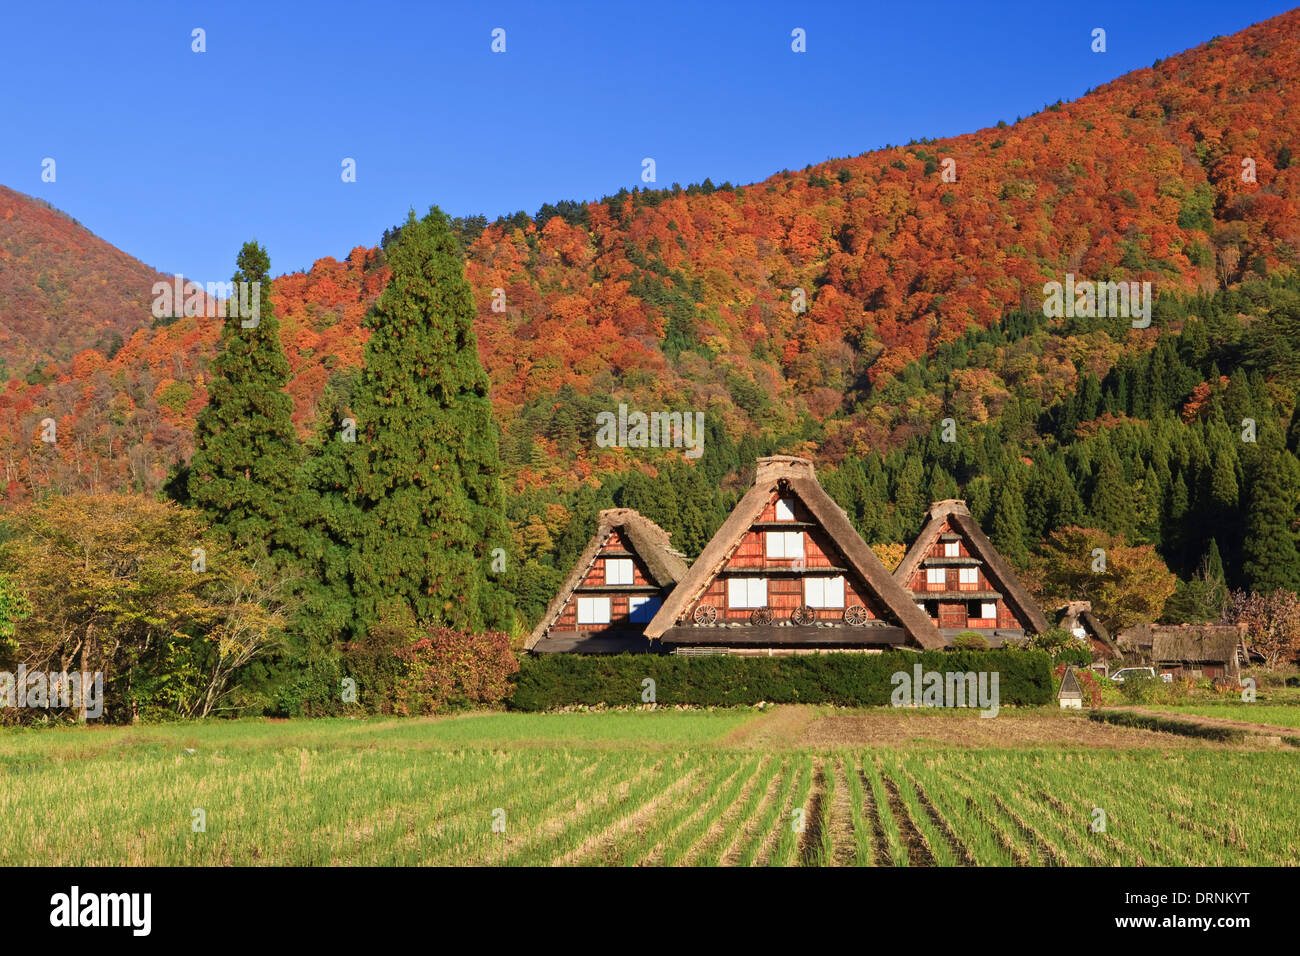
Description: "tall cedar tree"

(188, 242), (302, 559)
(327, 208), (513, 637)
(1242, 448), (1300, 593)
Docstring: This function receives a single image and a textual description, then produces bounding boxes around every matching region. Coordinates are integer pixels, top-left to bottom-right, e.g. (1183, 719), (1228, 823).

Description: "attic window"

(605, 559), (634, 586)
(629, 596), (660, 623)
(980, 602), (997, 619)
(805, 576), (845, 608)
(944, 541), (960, 557)
(775, 498), (796, 521)
(766, 531), (804, 559)
(577, 597), (611, 625)
(728, 578), (767, 609)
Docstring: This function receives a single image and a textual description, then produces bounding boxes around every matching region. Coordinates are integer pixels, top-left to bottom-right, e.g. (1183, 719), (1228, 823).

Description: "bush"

(394, 628), (519, 714)
(508, 649), (1054, 711)
(1118, 672), (1193, 706)
(951, 631), (990, 651)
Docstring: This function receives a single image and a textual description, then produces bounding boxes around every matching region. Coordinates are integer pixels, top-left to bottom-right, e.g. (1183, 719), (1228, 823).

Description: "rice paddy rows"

(3, 744), (1296, 865)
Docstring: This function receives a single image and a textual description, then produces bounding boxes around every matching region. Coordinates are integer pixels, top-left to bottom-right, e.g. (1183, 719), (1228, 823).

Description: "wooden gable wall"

(551, 528), (664, 636)
(686, 492), (895, 624)
(901, 517), (1023, 631)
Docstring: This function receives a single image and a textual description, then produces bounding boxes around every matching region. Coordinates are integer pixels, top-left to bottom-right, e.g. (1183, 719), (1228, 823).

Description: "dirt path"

(827, 758), (856, 866)
(795, 710), (1244, 749)
(721, 705), (821, 749)
(880, 772), (935, 866)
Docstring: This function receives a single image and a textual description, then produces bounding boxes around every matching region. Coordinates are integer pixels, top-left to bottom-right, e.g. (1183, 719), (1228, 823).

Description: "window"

(958, 567), (979, 585)
(605, 558), (633, 586)
(944, 541), (960, 557)
(628, 596), (661, 623)
(577, 597), (611, 625)
(980, 602), (997, 619)
(926, 567), (946, 586)
(766, 531), (804, 559)
(775, 498), (796, 521)
(805, 576), (845, 608)
(728, 578), (767, 609)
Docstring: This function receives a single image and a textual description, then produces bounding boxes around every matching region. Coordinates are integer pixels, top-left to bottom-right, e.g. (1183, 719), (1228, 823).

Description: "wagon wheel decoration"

(791, 605), (816, 626)
(750, 606), (774, 626)
(843, 605), (868, 626)
(693, 604), (718, 625)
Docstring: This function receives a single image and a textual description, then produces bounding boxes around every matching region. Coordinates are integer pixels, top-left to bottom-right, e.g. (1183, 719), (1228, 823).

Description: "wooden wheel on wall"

(791, 605), (816, 626)
(844, 605), (868, 626)
(750, 606), (774, 626)
(693, 604), (718, 625)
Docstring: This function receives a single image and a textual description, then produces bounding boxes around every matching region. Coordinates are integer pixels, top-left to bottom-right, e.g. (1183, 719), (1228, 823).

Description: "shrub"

(395, 628), (519, 714)
(1118, 672), (1193, 706)
(508, 649), (1054, 711)
(951, 631), (990, 651)
(341, 619), (412, 715)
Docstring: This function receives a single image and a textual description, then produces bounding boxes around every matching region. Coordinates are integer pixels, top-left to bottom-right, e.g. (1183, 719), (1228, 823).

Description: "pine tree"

(989, 480), (1029, 566)
(1089, 455), (1136, 538)
(892, 455), (927, 540)
(318, 208), (513, 637)
(187, 241), (302, 559)
(1242, 449), (1300, 593)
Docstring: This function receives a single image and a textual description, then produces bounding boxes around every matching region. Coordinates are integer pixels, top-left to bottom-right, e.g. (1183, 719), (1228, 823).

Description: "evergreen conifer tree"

(315, 208), (514, 637)
(187, 242), (303, 559)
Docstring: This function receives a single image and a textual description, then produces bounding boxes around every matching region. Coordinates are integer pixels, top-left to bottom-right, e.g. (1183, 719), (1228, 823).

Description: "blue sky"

(1, 0), (1293, 285)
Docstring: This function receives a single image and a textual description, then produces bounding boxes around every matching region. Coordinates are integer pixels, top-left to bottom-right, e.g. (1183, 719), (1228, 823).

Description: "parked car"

(1109, 667), (1172, 683)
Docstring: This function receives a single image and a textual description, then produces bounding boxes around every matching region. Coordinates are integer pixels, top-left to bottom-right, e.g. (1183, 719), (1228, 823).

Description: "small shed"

(1058, 666), (1083, 709)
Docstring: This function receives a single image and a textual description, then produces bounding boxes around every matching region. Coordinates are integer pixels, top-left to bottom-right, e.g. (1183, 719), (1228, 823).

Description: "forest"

(1, 9), (1299, 719)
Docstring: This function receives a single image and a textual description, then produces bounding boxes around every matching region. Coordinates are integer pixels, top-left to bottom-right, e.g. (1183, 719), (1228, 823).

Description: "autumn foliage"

(3, 11), (1300, 505)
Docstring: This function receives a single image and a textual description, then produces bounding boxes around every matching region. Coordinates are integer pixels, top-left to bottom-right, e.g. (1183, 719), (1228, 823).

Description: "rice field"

(2, 711), (1297, 866)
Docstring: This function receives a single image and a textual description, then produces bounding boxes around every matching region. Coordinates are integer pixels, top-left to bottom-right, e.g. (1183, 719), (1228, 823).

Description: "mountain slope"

(0, 186), (168, 379)
(1, 8), (1299, 505)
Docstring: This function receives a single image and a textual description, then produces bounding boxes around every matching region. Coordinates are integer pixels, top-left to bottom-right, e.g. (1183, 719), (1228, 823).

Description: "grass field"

(1152, 702), (1300, 729)
(2, 707), (1296, 866)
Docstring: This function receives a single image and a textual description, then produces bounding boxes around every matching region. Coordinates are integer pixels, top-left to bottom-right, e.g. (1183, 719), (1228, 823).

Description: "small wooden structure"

(643, 456), (943, 654)
(893, 499), (1049, 647)
(1057, 600), (1121, 674)
(1058, 666), (1083, 709)
(525, 509), (688, 654)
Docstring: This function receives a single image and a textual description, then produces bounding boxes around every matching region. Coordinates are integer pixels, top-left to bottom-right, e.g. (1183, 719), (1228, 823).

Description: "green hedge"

(508, 650), (1054, 711)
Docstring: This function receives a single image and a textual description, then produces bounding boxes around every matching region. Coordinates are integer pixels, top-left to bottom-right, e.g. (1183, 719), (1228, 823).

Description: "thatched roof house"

(1118, 623), (1247, 680)
(644, 456), (943, 653)
(893, 499), (1049, 646)
(525, 509), (689, 654)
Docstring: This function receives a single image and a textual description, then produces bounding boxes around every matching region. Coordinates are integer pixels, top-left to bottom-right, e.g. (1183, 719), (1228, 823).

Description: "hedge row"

(508, 650), (1054, 711)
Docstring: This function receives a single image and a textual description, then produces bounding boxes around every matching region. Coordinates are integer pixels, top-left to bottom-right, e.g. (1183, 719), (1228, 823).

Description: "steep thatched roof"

(643, 456), (944, 649)
(894, 499), (1050, 635)
(1151, 625), (1245, 664)
(524, 509), (689, 651)
(1057, 601), (1120, 658)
